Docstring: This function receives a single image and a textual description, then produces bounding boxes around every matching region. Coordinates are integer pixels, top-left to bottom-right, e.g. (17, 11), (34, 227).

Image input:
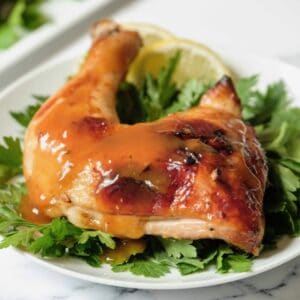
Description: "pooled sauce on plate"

(101, 239), (146, 264)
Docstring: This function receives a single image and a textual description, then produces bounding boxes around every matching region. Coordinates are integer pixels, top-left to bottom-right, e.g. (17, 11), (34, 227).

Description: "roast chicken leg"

(23, 20), (267, 255)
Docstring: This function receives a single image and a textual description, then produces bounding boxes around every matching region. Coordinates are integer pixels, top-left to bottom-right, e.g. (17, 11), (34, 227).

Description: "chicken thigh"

(23, 20), (267, 255)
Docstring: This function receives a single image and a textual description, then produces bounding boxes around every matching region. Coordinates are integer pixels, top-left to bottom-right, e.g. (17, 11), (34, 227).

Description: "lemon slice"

(127, 38), (232, 87)
(122, 22), (175, 46)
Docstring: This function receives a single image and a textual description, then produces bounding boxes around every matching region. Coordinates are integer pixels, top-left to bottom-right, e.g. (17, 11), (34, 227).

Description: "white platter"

(0, 50), (300, 289)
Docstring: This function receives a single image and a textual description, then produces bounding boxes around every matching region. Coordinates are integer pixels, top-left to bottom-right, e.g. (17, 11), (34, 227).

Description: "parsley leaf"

(0, 137), (22, 183)
(130, 259), (170, 277)
(140, 51), (180, 121)
(224, 254), (252, 272)
(175, 258), (205, 275)
(174, 252), (219, 275)
(159, 238), (197, 258)
(10, 95), (48, 128)
(0, 182), (26, 210)
(29, 218), (82, 257)
(237, 77), (289, 125)
(0, 183), (27, 235)
(112, 259), (170, 278)
(78, 230), (116, 249)
(216, 245), (251, 273)
(165, 79), (207, 115)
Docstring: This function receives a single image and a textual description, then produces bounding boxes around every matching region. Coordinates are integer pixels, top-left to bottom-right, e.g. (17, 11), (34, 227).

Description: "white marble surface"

(1, 0), (300, 299)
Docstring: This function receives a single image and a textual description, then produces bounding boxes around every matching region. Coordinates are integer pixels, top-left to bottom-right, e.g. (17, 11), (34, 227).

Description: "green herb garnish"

(237, 77), (300, 243)
(0, 137), (22, 183)
(0, 0), (49, 49)
(0, 183), (115, 267)
(10, 94), (48, 127)
(117, 51), (208, 123)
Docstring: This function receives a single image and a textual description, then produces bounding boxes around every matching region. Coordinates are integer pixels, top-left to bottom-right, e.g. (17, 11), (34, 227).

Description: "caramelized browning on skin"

(23, 20), (267, 255)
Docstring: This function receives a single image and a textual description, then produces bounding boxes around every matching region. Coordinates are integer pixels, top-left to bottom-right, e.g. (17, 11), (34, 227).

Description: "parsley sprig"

(237, 77), (300, 242)
(117, 52), (208, 123)
(112, 238), (251, 277)
(0, 183), (116, 267)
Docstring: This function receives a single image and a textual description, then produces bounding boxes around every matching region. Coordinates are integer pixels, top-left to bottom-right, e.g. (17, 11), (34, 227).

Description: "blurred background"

(1, 0), (300, 89)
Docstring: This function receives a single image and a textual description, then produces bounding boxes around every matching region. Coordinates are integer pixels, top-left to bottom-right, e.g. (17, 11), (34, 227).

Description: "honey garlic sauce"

(22, 84), (189, 222)
(22, 89), (263, 239)
(20, 196), (51, 224)
(101, 239), (146, 264)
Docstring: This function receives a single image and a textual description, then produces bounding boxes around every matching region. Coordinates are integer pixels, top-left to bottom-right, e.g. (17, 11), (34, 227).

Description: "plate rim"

(19, 246), (300, 290)
(1, 50), (300, 290)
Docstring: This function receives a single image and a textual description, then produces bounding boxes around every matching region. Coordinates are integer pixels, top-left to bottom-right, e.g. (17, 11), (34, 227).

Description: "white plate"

(1, 51), (300, 290)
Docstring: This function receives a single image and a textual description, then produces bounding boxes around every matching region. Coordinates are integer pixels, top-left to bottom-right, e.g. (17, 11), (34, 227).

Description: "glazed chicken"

(23, 20), (267, 255)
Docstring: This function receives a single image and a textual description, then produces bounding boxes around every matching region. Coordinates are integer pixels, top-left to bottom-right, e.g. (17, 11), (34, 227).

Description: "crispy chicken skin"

(23, 20), (267, 255)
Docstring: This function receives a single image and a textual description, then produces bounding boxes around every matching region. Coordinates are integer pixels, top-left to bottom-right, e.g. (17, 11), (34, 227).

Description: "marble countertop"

(1, 0), (300, 299)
